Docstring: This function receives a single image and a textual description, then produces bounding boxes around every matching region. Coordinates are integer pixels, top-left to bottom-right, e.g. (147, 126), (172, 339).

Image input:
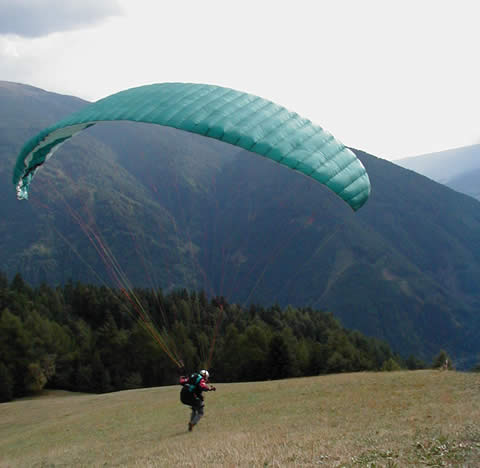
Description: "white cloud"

(0, 0), (122, 37)
(0, 37), (19, 57)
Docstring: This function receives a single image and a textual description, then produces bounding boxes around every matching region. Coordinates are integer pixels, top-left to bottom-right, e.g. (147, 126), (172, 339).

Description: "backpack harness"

(186, 373), (202, 393)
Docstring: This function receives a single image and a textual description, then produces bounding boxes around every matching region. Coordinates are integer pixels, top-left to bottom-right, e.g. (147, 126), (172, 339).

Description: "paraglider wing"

(12, 82), (370, 210)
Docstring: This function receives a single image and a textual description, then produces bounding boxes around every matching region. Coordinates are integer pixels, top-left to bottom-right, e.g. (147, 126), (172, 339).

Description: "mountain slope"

(1, 81), (480, 367)
(395, 145), (480, 200)
(448, 167), (480, 200)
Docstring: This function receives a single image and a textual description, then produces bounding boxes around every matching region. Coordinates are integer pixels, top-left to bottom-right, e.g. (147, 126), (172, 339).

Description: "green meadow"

(1, 370), (479, 467)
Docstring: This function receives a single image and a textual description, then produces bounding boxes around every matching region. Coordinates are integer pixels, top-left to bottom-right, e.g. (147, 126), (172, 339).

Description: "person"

(179, 369), (216, 431)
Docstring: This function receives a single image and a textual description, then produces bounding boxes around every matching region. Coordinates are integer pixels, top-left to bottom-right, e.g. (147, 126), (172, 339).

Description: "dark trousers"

(181, 387), (205, 425)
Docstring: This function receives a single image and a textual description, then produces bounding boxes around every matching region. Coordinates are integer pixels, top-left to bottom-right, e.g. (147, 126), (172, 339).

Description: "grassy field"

(1, 370), (479, 467)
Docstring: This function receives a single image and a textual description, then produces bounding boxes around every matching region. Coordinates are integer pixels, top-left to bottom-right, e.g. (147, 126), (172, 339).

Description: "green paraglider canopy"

(12, 82), (370, 210)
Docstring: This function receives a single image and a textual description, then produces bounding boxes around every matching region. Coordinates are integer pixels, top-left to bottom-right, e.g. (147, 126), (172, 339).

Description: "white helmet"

(200, 369), (209, 380)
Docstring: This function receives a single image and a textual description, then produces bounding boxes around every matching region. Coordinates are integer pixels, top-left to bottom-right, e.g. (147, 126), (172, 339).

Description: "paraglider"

(12, 82), (370, 210)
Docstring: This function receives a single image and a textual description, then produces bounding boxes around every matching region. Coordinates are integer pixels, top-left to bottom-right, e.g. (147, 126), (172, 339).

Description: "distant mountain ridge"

(448, 168), (480, 200)
(1, 81), (480, 368)
(395, 145), (480, 200)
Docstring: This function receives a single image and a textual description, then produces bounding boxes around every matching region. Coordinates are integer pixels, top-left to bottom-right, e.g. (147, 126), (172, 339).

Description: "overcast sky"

(0, 0), (478, 160)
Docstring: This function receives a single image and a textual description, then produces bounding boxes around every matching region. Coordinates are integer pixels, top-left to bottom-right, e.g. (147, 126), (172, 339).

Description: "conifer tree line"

(0, 271), (430, 402)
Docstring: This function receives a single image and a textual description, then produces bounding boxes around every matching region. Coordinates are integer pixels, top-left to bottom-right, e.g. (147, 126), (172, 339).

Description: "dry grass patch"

(1, 370), (479, 467)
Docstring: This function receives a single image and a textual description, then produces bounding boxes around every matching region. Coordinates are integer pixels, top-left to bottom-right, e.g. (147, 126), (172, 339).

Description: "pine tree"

(432, 349), (452, 370)
(268, 334), (292, 380)
(0, 362), (14, 402)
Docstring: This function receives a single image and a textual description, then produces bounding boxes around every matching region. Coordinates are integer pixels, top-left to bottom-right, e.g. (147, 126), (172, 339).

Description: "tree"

(326, 351), (348, 374)
(10, 273), (32, 297)
(239, 323), (269, 380)
(0, 308), (32, 396)
(432, 349), (452, 370)
(218, 324), (242, 382)
(381, 358), (402, 371)
(406, 354), (426, 370)
(0, 362), (14, 402)
(308, 342), (328, 375)
(24, 362), (48, 393)
(0, 271), (8, 291)
(268, 333), (292, 380)
(124, 372), (143, 389)
(91, 351), (112, 393)
(471, 356), (480, 372)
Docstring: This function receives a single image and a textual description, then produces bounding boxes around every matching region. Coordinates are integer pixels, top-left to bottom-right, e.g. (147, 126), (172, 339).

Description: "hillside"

(1, 371), (479, 466)
(395, 145), (480, 201)
(1, 81), (480, 366)
(448, 167), (480, 200)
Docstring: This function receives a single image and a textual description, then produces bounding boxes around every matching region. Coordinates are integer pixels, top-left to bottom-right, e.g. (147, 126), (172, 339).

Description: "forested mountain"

(1, 81), (480, 368)
(395, 145), (480, 201)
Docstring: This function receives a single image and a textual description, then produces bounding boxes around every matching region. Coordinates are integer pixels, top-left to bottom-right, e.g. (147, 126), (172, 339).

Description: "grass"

(1, 370), (479, 467)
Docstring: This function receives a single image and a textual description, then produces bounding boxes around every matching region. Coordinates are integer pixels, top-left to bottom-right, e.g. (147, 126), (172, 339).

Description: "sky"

(0, 0), (478, 161)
